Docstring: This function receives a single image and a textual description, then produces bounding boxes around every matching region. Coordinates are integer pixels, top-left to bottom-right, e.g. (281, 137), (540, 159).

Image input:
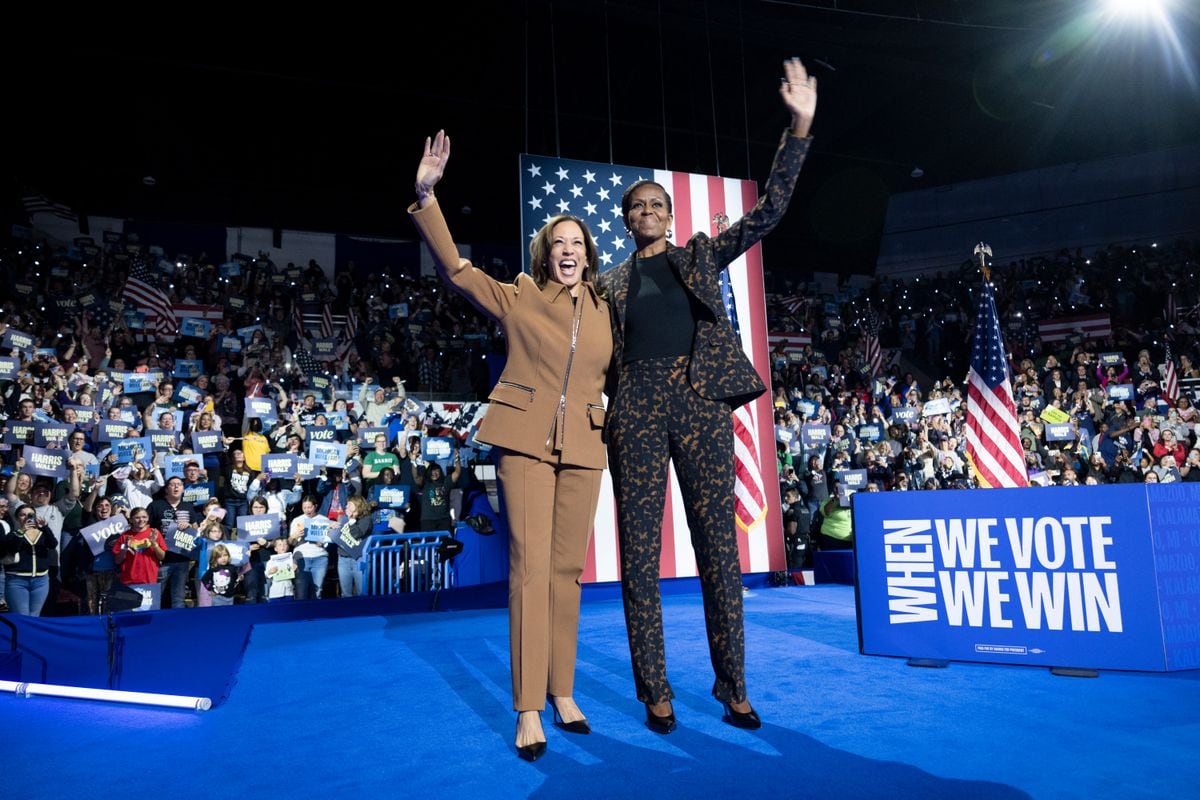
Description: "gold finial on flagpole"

(974, 242), (993, 282)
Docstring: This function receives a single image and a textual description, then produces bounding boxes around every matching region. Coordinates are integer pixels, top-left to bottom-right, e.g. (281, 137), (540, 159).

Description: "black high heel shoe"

(548, 696), (591, 735)
(516, 713), (547, 762)
(645, 702), (677, 734)
(721, 701), (762, 730)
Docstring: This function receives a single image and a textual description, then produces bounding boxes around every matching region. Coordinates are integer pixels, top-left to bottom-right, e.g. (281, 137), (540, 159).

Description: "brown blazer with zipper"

(409, 199), (612, 469)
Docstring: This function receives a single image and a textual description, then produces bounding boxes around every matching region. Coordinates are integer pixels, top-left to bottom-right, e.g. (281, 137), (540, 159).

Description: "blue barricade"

(362, 532), (454, 595)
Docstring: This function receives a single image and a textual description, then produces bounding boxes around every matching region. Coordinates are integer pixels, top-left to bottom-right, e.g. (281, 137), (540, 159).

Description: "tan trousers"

(497, 451), (602, 711)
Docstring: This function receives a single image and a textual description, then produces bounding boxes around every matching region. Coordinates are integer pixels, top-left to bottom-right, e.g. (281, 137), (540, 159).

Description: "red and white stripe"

(865, 334), (882, 377)
(1037, 313), (1111, 343)
(965, 370), (1028, 489)
(1163, 350), (1179, 404)
(123, 277), (177, 339)
(768, 331), (813, 359)
(583, 169), (785, 582)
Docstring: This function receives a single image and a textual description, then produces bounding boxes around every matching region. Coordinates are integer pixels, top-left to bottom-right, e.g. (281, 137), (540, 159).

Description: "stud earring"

(667, 229), (674, 239)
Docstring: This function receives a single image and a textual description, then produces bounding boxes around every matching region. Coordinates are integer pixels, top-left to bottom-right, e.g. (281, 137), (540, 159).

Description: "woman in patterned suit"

(410, 131), (612, 761)
(598, 58), (818, 733)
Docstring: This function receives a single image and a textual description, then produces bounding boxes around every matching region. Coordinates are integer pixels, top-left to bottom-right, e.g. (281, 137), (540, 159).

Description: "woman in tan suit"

(410, 130), (611, 762)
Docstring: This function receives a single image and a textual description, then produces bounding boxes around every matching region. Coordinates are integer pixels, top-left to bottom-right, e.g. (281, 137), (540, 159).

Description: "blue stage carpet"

(3, 586), (1199, 799)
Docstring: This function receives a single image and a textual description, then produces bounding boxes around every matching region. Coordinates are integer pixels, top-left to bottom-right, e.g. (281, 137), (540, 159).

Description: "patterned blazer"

(598, 130), (812, 411)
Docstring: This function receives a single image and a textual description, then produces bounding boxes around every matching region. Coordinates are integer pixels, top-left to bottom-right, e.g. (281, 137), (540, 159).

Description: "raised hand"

(779, 58), (817, 137)
(415, 130), (451, 203)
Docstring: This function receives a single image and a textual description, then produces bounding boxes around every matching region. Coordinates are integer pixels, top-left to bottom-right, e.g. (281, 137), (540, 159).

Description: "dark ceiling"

(7, 1), (1199, 275)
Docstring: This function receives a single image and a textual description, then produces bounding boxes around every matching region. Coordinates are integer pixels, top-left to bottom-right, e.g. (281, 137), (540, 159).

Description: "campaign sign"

(922, 398), (952, 417)
(223, 541), (248, 567)
(333, 520), (368, 560)
(853, 483), (1200, 671)
(310, 376), (331, 390)
(165, 525), (200, 559)
(303, 516), (335, 543)
(123, 374), (156, 394)
(218, 335), (242, 353)
(295, 459), (320, 480)
(795, 399), (817, 419)
(238, 513), (282, 542)
(124, 311), (147, 330)
(371, 485), (409, 509)
(308, 441), (347, 469)
(162, 454), (193, 480)
(244, 397), (278, 422)
(324, 412), (350, 431)
(148, 430), (180, 452)
(191, 431), (224, 454)
(96, 421), (134, 444)
(226, 296), (247, 311)
(801, 424), (831, 448)
(357, 426), (389, 447)
(219, 261), (242, 278)
(126, 583), (162, 612)
(174, 359), (204, 379)
(63, 405), (97, 428)
(775, 426), (795, 445)
(261, 453), (299, 477)
(373, 508), (396, 531)
(312, 338), (338, 358)
(1040, 406), (1071, 424)
(857, 424), (884, 443)
(1045, 424), (1076, 442)
(118, 409), (140, 427)
(183, 481), (214, 505)
(114, 437), (153, 466)
(2, 328), (35, 353)
(176, 317), (210, 339)
(1099, 352), (1125, 367)
(839, 468), (869, 490)
(24, 446), (68, 479)
(34, 422), (72, 448)
(1107, 384), (1135, 402)
(423, 436), (455, 462)
(891, 407), (919, 425)
(237, 324), (265, 342)
(3, 420), (35, 445)
(174, 383), (204, 406)
(388, 303), (409, 320)
(305, 425), (337, 444)
(80, 515), (129, 557)
(0, 357), (18, 380)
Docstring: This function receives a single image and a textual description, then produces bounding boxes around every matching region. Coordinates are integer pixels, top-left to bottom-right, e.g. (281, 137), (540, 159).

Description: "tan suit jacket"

(410, 200), (612, 469)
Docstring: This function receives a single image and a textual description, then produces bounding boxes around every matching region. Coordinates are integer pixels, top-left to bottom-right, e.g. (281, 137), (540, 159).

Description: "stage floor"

(3, 585), (1198, 799)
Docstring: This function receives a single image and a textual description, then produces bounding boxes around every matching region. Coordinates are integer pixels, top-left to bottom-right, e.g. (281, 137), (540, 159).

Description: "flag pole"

(973, 242), (992, 282)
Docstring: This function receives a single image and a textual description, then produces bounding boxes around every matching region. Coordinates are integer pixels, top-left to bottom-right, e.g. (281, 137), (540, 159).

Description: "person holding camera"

(2, 505), (58, 615)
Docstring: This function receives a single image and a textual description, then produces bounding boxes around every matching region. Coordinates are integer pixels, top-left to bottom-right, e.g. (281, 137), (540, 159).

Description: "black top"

(622, 252), (696, 364)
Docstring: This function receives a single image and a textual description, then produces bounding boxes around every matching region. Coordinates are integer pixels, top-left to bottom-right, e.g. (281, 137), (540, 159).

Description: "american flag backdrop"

(519, 153), (786, 581)
(965, 277), (1029, 489)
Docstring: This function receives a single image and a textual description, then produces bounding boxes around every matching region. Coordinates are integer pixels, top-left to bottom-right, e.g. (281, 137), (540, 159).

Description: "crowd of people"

(768, 239), (1200, 564)
(2, 212), (1197, 612)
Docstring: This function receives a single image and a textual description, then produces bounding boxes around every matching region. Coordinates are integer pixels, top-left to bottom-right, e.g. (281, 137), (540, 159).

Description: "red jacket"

(113, 528), (166, 585)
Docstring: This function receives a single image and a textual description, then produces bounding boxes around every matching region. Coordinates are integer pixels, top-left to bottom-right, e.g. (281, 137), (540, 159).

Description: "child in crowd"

(200, 544), (240, 606)
(265, 537), (295, 601)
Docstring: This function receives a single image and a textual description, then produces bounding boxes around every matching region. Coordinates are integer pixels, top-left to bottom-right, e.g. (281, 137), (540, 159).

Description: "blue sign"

(854, 484), (1200, 671)
(148, 430), (180, 452)
(308, 441), (347, 469)
(174, 359), (204, 379)
(857, 424), (884, 443)
(1108, 384), (1135, 402)
(34, 422), (72, 448)
(179, 318), (212, 339)
(261, 453), (300, 477)
(371, 485), (409, 509)
(891, 407), (919, 425)
(244, 397), (278, 422)
(219, 335), (243, 353)
(183, 481), (214, 505)
(423, 436), (455, 464)
(795, 399), (817, 419)
(0, 357), (17, 380)
(801, 424), (831, 447)
(174, 382), (204, 406)
(305, 425), (338, 444)
(114, 437), (153, 466)
(122, 374), (156, 394)
(191, 431), (224, 454)
(23, 445), (69, 479)
(219, 261), (242, 278)
(237, 324), (265, 342)
(1045, 423), (1076, 442)
(1099, 352), (1124, 367)
(95, 421), (133, 444)
(775, 425), (795, 445)
(839, 468), (869, 490)
(162, 454), (192, 480)
(238, 513), (282, 542)
(303, 517), (334, 543)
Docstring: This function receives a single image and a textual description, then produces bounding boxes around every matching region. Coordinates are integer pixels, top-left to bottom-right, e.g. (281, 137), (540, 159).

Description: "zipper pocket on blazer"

(497, 379), (536, 394)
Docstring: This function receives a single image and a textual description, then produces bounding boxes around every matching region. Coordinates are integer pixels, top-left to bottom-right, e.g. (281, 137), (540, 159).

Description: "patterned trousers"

(608, 356), (746, 705)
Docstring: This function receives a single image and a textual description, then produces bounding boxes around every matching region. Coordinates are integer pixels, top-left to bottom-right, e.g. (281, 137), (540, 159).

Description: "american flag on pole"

(320, 304), (334, 338)
(122, 255), (178, 340)
(863, 309), (883, 378)
(1162, 342), (1179, 404)
(519, 152), (786, 580)
(292, 300), (305, 341)
(965, 276), (1029, 489)
(345, 306), (359, 341)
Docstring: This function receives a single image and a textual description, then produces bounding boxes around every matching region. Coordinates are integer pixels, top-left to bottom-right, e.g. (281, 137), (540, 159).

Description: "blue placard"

(4, 421), (36, 445)
(34, 422), (72, 448)
(388, 303), (409, 320)
(174, 359), (204, 379)
(219, 261), (242, 278)
(164, 525), (200, 559)
(162, 454), (192, 480)
(237, 324), (265, 342)
(114, 437), (153, 466)
(839, 468), (869, 490)
(126, 583), (162, 612)
(191, 431), (224, 454)
(123, 311), (146, 330)
(244, 397), (278, 422)
(95, 421), (133, 444)
(238, 513), (282, 542)
(373, 508), (396, 531)
(123, 374), (155, 394)
(775, 425), (795, 445)
(853, 484), (1197, 671)
(1045, 423), (1076, 442)
(312, 338), (339, 358)
(423, 436), (455, 463)
(219, 335), (243, 353)
(34, 347), (58, 360)
(174, 382), (204, 406)
(923, 398), (952, 417)
(0, 357), (18, 380)
(801, 424), (831, 447)
(182, 481), (214, 505)
(179, 318), (212, 339)
(80, 514), (129, 557)
(63, 405), (97, 428)
(118, 409), (140, 428)
(305, 425), (338, 445)
(891, 407), (919, 425)
(148, 430), (180, 452)
(1099, 352), (1124, 367)
(23, 445), (69, 479)
(295, 459), (320, 480)
(260, 453), (299, 477)
(357, 426), (390, 447)
(324, 411), (350, 431)
(303, 517), (335, 543)
(308, 441), (347, 468)
(857, 424), (884, 443)
(1107, 384), (1135, 401)
(1, 329), (35, 352)
(371, 485), (409, 509)
(795, 399), (818, 419)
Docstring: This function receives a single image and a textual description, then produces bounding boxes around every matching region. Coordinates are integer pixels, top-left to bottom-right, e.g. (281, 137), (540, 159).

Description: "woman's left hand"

(779, 58), (817, 137)
(416, 130), (451, 205)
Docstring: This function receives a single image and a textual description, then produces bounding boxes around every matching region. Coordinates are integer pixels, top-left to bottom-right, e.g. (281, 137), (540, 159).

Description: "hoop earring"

(625, 230), (632, 239)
